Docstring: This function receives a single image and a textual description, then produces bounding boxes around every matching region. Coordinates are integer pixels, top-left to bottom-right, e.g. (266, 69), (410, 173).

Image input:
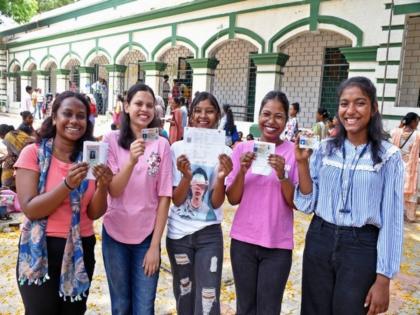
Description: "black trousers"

(17, 235), (96, 315)
(301, 215), (379, 315)
(230, 238), (292, 315)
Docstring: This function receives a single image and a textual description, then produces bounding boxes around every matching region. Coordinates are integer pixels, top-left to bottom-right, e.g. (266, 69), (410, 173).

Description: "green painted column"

(251, 53), (289, 122)
(139, 62), (167, 95)
(105, 64), (127, 113)
(55, 69), (71, 93)
(187, 58), (219, 96)
(78, 66), (95, 94)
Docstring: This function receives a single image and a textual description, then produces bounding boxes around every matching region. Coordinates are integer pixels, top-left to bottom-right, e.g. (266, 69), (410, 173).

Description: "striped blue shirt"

(294, 139), (404, 278)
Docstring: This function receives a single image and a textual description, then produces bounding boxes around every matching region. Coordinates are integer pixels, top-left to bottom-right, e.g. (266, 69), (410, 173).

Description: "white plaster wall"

(320, 0), (387, 46)
(279, 31), (351, 128)
(177, 16), (229, 52)
(236, 5), (310, 43)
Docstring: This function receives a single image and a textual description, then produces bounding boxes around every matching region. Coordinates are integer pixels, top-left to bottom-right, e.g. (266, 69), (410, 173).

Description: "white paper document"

(83, 141), (109, 180)
(251, 141), (275, 176)
(183, 127), (226, 166)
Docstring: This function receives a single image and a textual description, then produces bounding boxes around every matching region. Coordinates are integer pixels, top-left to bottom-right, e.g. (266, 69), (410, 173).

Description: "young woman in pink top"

(226, 91), (298, 314)
(102, 83), (172, 315)
(15, 91), (113, 314)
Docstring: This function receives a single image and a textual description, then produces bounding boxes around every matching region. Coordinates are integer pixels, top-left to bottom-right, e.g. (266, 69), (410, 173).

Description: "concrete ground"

(0, 112), (418, 314)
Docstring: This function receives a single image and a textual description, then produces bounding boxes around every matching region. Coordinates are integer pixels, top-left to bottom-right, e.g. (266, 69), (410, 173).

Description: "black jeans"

(301, 215), (379, 315)
(17, 235), (96, 315)
(166, 224), (223, 315)
(230, 238), (292, 315)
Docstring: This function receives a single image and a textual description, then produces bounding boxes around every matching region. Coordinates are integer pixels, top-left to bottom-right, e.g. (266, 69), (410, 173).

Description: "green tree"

(0, 0), (38, 24)
(38, 0), (77, 13)
(0, 0), (78, 24)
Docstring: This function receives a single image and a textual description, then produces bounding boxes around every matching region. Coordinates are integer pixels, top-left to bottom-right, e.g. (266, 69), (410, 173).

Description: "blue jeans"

(33, 102), (42, 119)
(166, 224), (223, 315)
(102, 226), (159, 315)
(301, 215), (378, 315)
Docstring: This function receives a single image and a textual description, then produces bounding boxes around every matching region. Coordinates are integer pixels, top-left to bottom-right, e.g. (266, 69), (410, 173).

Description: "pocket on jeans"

(307, 216), (322, 234)
(355, 233), (378, 249)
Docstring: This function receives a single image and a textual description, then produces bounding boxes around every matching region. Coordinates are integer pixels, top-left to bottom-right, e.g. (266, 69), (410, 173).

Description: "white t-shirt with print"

(167, 140), (232, 239)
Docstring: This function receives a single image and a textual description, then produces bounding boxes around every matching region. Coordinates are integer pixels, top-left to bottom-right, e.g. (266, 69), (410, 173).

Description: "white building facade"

(1, 0), (420, 132)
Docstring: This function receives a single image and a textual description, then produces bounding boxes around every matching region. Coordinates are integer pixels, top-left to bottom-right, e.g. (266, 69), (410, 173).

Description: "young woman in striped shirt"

(294, 76), (404, 315)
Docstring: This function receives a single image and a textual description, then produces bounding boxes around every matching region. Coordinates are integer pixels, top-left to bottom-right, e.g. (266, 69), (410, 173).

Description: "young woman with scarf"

(15, 91), (113, 315)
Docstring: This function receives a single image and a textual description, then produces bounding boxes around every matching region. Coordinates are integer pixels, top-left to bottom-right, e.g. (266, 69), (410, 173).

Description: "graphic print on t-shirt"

(172, 164), (217, 221)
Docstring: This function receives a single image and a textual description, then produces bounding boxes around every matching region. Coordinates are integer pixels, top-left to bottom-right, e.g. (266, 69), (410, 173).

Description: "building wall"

(160, 46), (193, 84)
(399, 16), (420, 107)
(279, 31), (352, 128)
(2, 0), (419, 122)
(212, 39), (258, 119)
(0, 47), (7, 109)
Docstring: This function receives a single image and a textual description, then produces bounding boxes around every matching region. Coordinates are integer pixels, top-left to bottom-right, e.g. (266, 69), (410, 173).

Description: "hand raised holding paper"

(268, 154), (286, 180)
(217, 154), (233, 179)
(65, 162), (89, 189)
(176, 154), (192, 180)
(92, 164), (113, 190)
(129, 138), (145, 165)
(294, 134), (313, 163)
(239, 152), (256, 175)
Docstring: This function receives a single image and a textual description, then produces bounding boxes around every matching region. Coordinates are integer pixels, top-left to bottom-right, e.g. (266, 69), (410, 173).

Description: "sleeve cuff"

(376, 269), (396, 279)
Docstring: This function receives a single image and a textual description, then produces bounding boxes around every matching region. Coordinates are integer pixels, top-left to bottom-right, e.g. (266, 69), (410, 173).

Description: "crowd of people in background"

(0, 75), (417, 315)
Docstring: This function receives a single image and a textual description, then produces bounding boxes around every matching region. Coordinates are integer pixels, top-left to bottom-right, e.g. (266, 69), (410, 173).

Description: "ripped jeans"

(166, 224), (223, 315)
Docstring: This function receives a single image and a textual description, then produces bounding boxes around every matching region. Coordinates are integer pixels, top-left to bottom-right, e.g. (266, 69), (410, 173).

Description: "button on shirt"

(294, 139), (404, 278)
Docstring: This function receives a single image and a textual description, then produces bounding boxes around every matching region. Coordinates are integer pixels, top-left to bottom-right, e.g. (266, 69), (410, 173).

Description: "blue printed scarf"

(18, 138), (90, 301)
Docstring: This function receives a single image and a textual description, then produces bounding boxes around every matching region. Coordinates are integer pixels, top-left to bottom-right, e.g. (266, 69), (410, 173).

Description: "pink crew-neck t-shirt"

(226, 140), (298, 249)
(14, 143), (95, 238)
(102, 131), (172, 244)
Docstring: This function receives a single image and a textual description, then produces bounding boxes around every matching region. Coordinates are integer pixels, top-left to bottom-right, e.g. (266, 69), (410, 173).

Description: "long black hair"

(327, 76), (387, 165)
(188, 92), (221, 126)
(118, 83), (160, 149)
(37, 91), (94, 162)
(259, 90), (289, 122)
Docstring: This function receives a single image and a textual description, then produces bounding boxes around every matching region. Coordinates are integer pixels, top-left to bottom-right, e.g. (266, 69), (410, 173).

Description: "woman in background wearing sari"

(392, 112), (420, 222)
(0, 124), (32, 190)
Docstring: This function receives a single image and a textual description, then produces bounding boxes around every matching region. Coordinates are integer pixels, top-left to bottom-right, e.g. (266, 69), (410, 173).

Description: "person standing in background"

(391, 112), (420, 222)
(21, 86), (33, 112)
(172, 80), (180, 99)
(281, 102), (300, 141)
(312, 107), (329, 140)
(34, 88), (45, 120)
(168, 97), (183, 144)
(162, 75), (171, 109)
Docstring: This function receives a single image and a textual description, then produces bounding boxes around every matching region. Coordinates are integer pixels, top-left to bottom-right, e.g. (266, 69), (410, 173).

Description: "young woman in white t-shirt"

(166, 92), (233, 315)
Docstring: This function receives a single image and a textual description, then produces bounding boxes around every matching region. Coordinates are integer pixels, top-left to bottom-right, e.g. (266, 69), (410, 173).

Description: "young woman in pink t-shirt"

(15, 91), (113, 314)
(226, 91), (298, 314)
(102, 83), (172, 315)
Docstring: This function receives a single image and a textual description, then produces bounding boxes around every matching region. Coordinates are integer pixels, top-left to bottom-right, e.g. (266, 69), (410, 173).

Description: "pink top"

(103, 131), (172, 244)
(14, 143), (95, 238)
(226, 140), (298, 249)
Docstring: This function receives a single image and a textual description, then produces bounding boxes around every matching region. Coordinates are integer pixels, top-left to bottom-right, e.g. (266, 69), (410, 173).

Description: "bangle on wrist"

(64, 178), (75, 191)
(278, 170), (288, 181)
